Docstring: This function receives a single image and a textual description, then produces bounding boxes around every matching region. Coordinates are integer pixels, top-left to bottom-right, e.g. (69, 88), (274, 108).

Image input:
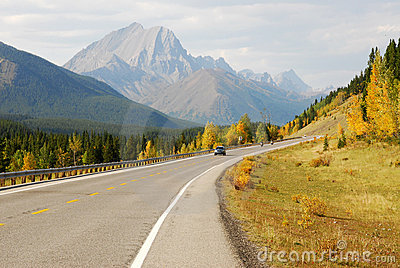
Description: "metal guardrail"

(0, 136), (303, 188)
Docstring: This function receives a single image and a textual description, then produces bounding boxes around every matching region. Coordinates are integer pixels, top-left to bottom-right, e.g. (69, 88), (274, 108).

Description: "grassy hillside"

(0, 42), (197, 129)
(289, 99), (350, 138)
(222, 139), (400, 266)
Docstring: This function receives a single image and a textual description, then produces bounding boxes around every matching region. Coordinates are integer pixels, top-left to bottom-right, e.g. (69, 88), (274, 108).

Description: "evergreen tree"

(103, 135), (114, 163)
(323, 135), (329, 151)
(0, 139), (7, 172)
(255, 122), (268, 142)
(239, 113), (253, 142)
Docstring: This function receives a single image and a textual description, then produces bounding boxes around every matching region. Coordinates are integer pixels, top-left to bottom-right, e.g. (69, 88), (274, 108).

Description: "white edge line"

(130, 138), (309, 268)
(130, 163), (223, 268)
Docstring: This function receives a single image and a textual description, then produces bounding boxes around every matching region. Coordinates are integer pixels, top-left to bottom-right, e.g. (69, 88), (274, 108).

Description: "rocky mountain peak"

(273, 69), (312, 93)
(64, 22), (234, 93)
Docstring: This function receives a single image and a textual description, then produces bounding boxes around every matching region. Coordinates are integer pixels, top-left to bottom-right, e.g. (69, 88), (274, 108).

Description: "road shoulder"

(216, 175), (265, 268)
(142, 161), (241, 267)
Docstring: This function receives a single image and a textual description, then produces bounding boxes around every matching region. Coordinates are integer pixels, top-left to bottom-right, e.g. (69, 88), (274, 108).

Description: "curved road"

(0, 138), (308, 267)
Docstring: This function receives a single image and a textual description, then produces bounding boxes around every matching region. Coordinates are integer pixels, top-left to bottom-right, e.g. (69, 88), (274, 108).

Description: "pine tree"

(7, 150), (25, 171)
(124, 135), (136, 160)
(255, 122), (268, 142)
(0, 139), (8, 172)
(323, 135), (329, 151)
(395, 39), (400, 79)
(384, 39), (397, 72)
(103, 135), (114, 163)
(239, 114), (252, 142)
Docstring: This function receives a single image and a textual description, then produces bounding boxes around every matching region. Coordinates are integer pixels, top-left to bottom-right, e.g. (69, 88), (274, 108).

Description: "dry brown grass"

(222, 139), (400, 267)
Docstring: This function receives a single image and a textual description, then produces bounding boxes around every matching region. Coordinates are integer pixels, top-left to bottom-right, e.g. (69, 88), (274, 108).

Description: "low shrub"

(393, 160), (400, 167)
(232, 157), (256, 190)
(269, 186), (279, 193)
(294, 194), (328, 229)
(300, 195), (328, 216)
(310, 155), (331, 167)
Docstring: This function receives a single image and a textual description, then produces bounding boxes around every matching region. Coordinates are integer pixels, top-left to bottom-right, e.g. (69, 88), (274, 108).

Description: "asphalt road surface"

(0, 138), (311, 267)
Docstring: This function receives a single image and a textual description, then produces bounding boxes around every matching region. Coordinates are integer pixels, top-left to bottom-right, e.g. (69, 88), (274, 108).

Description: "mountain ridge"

(150, 68), (314, 125)
(64, 22), (326, 125)
(0, 41), (198, 129)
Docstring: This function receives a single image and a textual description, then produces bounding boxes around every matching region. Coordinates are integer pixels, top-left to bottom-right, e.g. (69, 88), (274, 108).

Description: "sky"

(1, 0), (400, 89)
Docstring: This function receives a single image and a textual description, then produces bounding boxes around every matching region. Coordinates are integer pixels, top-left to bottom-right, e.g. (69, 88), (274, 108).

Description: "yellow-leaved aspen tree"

(202, 121), (217, 149)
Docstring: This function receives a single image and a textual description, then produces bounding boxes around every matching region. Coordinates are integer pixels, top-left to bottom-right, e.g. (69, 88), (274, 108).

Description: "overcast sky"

(1, 0), (400, 88)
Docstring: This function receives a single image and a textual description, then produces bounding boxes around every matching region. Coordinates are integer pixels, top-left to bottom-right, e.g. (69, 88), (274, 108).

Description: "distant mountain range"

(64, 23), (234, 104)
(0, 41), (198, 129)
(65, 22), (328, 125)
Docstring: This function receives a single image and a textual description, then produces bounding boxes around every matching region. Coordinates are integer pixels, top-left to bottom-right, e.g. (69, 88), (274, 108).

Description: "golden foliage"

(365, 56), (397, 138)
(309, 155), (331, 167)
(202, 121), (218, 149)
(138, 140), (157, 160)
(347, 95), (368, 135)
(225, 124), (238, 146)
(295, 194), (328, 229)
(236, 120), (246, 144)
(347, 50), (400, 140)
(232, 157), (256, 190)
(22, 152), (36, 171)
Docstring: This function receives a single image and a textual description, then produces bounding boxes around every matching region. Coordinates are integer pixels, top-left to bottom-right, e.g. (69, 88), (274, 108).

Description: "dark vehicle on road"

(214, 146), (226, 156)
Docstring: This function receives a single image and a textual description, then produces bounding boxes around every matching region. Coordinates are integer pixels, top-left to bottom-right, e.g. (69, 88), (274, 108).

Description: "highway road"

(0, 138), (310, 267)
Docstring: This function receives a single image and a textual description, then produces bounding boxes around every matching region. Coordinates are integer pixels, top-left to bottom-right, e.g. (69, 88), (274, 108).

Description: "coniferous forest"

(0, 113), (276, 173)
(0, 119), (202, 173)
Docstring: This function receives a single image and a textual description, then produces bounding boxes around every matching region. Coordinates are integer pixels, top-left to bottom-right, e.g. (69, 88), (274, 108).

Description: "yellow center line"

(156, 173), (161, 175)
(89, 192), (99, 196)
(106, 187), (115, 190)
(131, 179), (138, 182)
(174, 168), (178, 170)
(66, 199), (79, 204)
(149, 174), (155, 177)
(0, 223), (4, 226)
(162, 171), (167, 173)
(32, 209), (49, 215)
(141, 176), (147, 179)
(120, 183), (127, 186)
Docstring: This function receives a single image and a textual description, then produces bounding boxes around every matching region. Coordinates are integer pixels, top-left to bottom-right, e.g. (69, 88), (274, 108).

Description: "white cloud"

(0, 0), (399, 88)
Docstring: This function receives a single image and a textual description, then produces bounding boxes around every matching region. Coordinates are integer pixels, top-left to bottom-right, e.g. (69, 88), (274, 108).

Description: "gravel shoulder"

(216, 174), (266, 268)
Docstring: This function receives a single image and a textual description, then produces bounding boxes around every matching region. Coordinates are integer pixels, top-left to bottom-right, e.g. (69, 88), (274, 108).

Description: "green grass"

(222, 139), (400, 266)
